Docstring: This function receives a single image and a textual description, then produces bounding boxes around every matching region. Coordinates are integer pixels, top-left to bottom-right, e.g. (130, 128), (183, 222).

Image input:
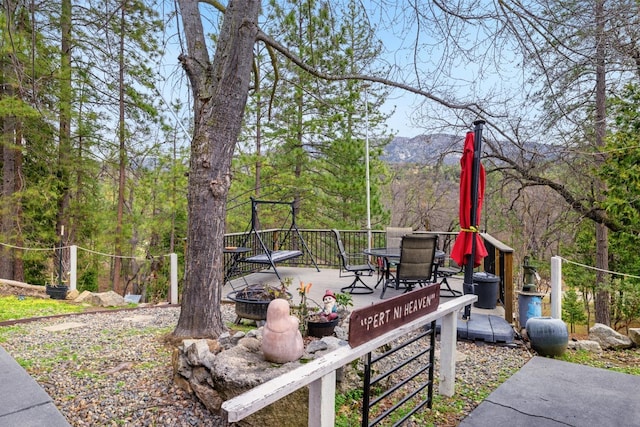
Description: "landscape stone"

(628, 328), (640, 346)
(306, 340), (328, 354)
(588, 323), (632, 350)
(567, 340), (603, 354)
(72, 290), (127, 307)
(73, 290), (94, 303)
(66, 289), (79, 300)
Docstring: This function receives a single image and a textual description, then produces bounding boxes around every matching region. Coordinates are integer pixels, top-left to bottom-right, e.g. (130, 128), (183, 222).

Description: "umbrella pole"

(463, 120), (485, 320)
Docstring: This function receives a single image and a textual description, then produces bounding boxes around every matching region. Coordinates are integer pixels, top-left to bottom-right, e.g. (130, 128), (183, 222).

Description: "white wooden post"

(69, 245), (77, 291)
(308, 371), (336, 427)
(551, 256), (562, 319)
(438, 310), (457, 396)
(170, 253), (178, 304)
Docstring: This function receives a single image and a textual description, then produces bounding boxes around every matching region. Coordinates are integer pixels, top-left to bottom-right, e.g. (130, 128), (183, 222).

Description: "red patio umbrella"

(451, 129), (488, 268)
(451, 122), (488, 319)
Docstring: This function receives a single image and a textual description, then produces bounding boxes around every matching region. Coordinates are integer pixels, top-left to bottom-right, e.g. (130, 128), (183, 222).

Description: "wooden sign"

(348, 284), (440, 347)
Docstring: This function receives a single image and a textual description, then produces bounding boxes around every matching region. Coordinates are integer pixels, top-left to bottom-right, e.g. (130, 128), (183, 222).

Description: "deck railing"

(221, 294), (477, 426)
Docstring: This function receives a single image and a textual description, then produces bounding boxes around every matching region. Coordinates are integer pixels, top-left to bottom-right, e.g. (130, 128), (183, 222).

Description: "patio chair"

(381, 233), (438, 299)
(332, 229), (375, 294)
(376, 226), (413, 286)
(385, 226), (413, 250)
(436, 258), (463, 297)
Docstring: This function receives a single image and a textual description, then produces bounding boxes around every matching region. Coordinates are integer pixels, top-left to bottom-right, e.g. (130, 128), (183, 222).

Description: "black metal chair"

(436, 259), (463, 297)
(381, 233), (438, 299)
(332, 229), (375, 294)
(375, 226), (412, 288)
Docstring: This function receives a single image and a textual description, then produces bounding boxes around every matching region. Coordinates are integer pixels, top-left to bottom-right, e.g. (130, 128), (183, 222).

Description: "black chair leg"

(439, 277), (462, 297)
(341, 274), (374, 294)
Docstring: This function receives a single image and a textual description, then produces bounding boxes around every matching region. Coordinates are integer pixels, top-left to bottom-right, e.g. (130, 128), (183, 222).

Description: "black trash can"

(472, 272), (500, 309)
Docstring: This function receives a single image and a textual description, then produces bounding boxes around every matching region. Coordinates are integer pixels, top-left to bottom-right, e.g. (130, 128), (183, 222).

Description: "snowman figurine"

(320, 290), (339, 321)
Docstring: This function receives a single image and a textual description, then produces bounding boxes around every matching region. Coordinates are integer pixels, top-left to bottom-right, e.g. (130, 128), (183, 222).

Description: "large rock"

(588, 323), (633, 350)
(173, 333), (350, 427)
(567, 340), (603, 354)
(66, 288), (80, 300)
(629, 328), (640, 346)
(73, 290), (127, 307)
(173, 337), (307, 427)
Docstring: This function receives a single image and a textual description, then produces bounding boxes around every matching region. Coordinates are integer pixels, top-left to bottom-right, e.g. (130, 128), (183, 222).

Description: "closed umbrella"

(450, 121), (488, 319)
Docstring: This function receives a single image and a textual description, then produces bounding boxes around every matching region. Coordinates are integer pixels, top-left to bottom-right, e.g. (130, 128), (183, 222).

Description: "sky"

(158, 1), (511, 142)
(382, 91), (424, 138)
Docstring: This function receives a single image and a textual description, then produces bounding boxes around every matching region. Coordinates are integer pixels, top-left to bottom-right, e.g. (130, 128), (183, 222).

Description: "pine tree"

(562, 288), (587, 334)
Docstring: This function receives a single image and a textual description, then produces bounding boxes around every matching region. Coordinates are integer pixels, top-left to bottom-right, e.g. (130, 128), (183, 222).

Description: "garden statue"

(262, 298), (304, 363)
(321, 290), (338, 321)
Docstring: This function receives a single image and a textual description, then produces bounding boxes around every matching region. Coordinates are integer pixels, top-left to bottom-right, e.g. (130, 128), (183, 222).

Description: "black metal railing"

(362, 320), (436, 426)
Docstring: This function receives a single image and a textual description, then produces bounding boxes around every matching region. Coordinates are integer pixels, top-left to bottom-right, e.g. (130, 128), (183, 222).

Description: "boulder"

(173, 338), (308, 427)
(74, 290), (94, 303)
(567, 340), (603, 354)
(588, 323), (633, 350)
(66, 289), (80, 300)
(628, 328), (640, 346)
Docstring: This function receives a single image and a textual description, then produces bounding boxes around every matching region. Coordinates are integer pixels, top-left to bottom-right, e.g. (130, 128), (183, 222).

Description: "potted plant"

(45, 273), (69, 300)
(297, 283), (352, 338)
(227, 279), (292, 323)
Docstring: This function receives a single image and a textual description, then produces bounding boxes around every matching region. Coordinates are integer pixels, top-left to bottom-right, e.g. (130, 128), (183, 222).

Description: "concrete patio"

(224, 265), (504, 316)
(223, 265), (513, 344)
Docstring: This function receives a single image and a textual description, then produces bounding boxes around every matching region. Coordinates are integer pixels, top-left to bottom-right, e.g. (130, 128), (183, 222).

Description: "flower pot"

(526, 317), (568, 357)
(306, 317), (339, 338)
(46, 284), (69, 300)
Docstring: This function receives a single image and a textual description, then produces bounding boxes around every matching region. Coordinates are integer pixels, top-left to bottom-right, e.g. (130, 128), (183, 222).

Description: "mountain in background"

(381, 134), (463, 165)
(383, 133), (558, 165)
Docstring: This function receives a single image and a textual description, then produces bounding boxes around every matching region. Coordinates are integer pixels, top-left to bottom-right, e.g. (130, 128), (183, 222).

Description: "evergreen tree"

(232, 0), (392, 230)
(562, 288), (586, 334)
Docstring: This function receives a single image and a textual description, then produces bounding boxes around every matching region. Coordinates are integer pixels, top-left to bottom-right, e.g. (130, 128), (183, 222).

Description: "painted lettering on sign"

(348, 285), (440, 347)
(359, 309), (392, 331)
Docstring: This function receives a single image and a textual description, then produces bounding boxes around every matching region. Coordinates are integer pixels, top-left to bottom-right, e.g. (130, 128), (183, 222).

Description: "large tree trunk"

(173, 0), (260, 338)
(1, 114), (17, 280)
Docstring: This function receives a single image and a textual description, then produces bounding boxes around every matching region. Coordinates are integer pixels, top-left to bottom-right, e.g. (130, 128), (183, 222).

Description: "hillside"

(382, 134), (463, 165)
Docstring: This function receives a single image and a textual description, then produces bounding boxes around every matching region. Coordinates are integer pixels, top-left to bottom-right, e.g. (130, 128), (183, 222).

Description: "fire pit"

(227, 284), (292, 323)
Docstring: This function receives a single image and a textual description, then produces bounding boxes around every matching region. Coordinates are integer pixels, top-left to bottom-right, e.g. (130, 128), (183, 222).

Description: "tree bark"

(173, 0), (260, 338)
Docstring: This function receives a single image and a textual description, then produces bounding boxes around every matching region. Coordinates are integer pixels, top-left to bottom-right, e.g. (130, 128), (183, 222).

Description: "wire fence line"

(0, 241), (173, 261)
(560, 256), (640, 280)
(1, 241), (180, 303)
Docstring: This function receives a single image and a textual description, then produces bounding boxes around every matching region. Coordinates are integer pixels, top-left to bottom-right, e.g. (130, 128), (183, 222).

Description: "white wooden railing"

(221, 295), (477, 427)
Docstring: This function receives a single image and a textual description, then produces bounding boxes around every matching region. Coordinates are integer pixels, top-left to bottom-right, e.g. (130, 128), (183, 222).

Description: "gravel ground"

(0, 301), (533, 426)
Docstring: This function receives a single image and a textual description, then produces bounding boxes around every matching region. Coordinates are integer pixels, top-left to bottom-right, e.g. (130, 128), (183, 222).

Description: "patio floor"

(223, 266), (512, 343)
